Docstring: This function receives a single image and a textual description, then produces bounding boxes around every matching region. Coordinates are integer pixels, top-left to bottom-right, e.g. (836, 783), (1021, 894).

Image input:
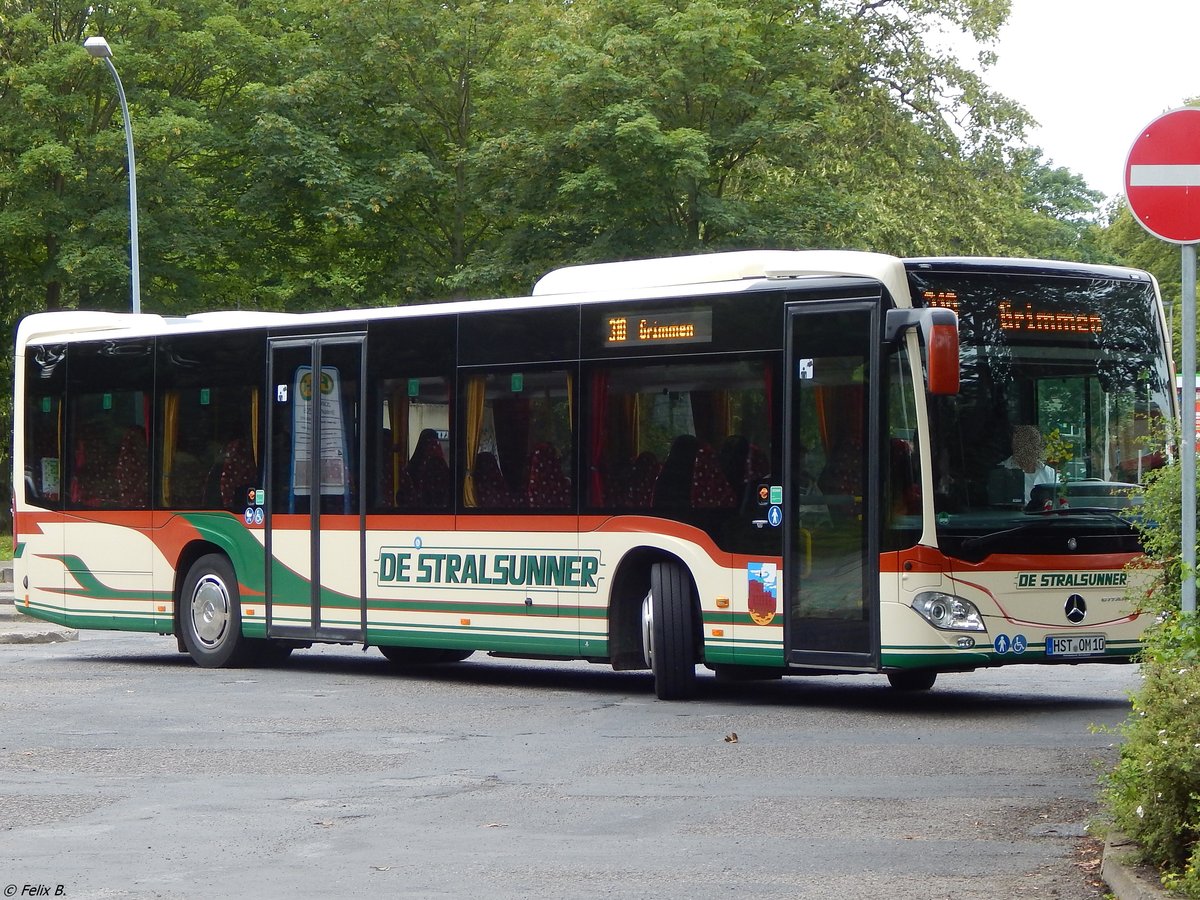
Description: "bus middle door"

(267, 336), (367, 644)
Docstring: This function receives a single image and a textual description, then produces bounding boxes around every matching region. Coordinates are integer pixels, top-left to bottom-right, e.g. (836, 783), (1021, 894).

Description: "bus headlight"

(911, 592), (985, 632)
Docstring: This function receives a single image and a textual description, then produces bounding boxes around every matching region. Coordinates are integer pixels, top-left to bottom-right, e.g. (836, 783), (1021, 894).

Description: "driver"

(1002, 424), (1057, 503)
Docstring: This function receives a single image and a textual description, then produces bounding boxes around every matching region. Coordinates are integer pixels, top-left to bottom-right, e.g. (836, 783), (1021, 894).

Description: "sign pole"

(1124, 106), (1200, 616)
(1184, 243), (1197, 614)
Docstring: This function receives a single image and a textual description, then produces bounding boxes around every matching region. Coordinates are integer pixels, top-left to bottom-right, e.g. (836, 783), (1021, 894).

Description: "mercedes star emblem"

(1064, 594), (1087, 624)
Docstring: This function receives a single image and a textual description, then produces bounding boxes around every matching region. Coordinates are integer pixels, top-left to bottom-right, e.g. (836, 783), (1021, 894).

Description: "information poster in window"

(291, 366), (348, 498)
(41, 457), (60, 498)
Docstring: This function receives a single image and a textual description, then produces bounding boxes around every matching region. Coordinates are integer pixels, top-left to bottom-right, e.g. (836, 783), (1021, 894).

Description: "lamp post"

(84, 36), (140, 314)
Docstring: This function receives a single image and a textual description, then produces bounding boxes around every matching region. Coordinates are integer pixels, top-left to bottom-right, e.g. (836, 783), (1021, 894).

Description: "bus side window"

(586, 359), (773, 514)
(24, 345), (66, 509)
(373, 377), (452, 513)
(461, 369), (574, 511)
(65, 340), (154, 512)
(884, 340), (921, 551)
(157, 333), (264, 512)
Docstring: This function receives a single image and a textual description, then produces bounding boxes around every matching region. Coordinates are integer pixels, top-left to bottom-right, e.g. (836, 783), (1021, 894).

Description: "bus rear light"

(912, 591), (985, 632)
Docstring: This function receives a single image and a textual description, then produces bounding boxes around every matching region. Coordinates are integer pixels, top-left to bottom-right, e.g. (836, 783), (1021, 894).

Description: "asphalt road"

(0, 631), (1136, 899)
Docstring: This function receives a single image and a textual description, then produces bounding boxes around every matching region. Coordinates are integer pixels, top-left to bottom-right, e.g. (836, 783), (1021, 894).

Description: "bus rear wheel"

(887, 670), (937, 691)
(180, 554), (254, 668)
(642, 561), (698, 701)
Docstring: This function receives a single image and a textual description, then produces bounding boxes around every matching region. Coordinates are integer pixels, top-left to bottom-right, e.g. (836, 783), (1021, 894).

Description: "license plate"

(1045, 634), (1106, 657)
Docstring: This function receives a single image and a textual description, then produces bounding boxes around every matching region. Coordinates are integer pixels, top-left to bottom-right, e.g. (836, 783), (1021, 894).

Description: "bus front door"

(266, 337), (367, 643)
(784, 302), (880, 671)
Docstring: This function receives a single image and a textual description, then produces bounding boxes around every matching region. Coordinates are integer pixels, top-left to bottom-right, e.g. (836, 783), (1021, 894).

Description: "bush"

(1103, 462), (1200, 897)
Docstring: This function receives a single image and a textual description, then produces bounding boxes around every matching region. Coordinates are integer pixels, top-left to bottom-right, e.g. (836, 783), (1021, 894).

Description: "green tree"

(227, 0), (549, 306)
(487, 0), (1034, 283)
(1, 0), (299, 315)
(994, 147), (1105, 261)
(1100, 201), (1188, 370)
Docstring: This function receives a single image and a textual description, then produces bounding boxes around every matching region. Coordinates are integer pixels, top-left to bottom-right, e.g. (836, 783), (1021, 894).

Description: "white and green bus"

(13, 250), (1172, 698)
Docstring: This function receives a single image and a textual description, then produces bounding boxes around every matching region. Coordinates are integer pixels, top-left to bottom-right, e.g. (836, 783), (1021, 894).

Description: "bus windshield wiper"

(1036, 507), (1137, 527)
(960, 509), (1136, 556)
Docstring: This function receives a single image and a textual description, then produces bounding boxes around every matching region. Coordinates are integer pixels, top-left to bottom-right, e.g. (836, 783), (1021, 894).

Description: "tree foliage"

(3, 0), (1103, 316)
(0, 0), (1156, 512)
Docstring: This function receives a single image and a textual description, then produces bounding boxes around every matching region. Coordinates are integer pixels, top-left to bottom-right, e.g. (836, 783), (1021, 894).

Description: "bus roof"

(533, 249), (911, 307)
(905, 256), (1155, 283)
(15, 250), (913, 348)
(24, 251), (1154, 349)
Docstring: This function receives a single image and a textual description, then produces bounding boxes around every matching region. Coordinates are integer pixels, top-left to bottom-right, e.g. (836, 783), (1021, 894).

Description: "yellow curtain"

(162, 392), (179, 504)
(56, 400), (64, 500)
(630, 394), (642, 456)
(462, 376), (486, 507)
(390, 388), (410, 501)
(250, 388), (260, 464)
(567, 372), (575, 428)
(715, 390), (732, 442)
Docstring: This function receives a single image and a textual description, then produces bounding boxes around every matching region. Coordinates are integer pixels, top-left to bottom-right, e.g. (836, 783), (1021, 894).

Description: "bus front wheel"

(180, 554), (254, 668)
(642, 561), (698, 701)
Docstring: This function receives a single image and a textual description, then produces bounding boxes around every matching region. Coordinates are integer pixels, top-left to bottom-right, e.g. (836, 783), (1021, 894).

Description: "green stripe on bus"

(22, 605), (163, 633)
(44, 555), (173, 603)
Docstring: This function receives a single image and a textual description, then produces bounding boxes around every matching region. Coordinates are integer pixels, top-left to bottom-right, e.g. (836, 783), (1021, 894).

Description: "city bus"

(12, 250), (1173, 698)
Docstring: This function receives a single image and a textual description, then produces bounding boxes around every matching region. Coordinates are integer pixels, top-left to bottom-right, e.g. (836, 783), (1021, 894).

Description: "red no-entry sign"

(1125, 107), (1200, 245)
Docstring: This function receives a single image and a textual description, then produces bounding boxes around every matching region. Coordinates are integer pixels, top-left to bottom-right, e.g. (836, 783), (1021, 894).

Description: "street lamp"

(84, 36), (141, 314)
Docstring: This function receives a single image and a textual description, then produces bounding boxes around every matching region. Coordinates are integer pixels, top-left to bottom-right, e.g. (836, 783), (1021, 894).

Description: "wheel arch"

(607, 546), (701, 671)
(171, 538), (239, 640)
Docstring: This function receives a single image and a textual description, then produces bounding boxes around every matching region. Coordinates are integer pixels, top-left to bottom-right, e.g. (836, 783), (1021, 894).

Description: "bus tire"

(644, 561), (698, 700)
(379, 646), (474, 665)
(887, 670), (937, 691)
(180, 554), (254, 668)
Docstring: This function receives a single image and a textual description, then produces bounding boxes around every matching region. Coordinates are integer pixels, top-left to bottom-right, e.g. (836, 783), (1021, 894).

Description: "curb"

(1103, 832), (1172, 900)
(0, 562), (79, 645)
(0, 601), (80, 644)
(0, 624), (79, 644)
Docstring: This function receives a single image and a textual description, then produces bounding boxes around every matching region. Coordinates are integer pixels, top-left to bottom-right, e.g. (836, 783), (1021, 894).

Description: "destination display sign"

(922, 291), (1103, 336)
(604, 308), (713, 347)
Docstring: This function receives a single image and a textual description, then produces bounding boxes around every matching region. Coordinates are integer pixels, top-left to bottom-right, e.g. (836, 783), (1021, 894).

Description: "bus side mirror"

(885, 307), (960, 396)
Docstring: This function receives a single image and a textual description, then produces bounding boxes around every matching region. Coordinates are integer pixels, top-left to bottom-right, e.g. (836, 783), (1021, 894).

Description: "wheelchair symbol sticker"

(993, 634), (1027, 655)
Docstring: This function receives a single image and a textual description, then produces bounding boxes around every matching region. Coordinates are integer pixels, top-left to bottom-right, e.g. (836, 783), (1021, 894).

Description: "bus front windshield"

(910, 268), (1173, 559)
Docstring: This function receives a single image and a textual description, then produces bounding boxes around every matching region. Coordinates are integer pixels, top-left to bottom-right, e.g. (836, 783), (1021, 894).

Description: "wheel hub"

(192, 575), (229, 647)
